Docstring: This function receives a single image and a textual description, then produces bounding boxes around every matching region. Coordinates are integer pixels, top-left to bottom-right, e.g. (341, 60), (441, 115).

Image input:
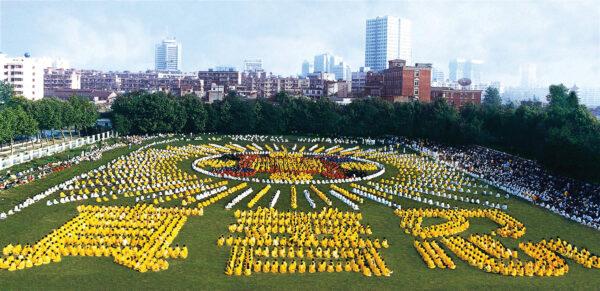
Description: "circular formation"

(193, 151), (385, 185)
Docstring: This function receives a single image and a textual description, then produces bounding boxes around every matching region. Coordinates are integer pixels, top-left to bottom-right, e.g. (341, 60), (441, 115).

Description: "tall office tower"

(448, 59), (465, 82)
(313, 53), (331, 73)
(301, 60), (312, 77)
(449, 59), (483, 84)
(244, 59), (263, 72)
(0, 53), (44, 100)
(465, 60), (483, 84)
(331, 61), (351, 81)
(329, 55), (343, 71)
(519, 63), (537, 88)
(365, 16), (412, 71)
(155, 38), (182, 72)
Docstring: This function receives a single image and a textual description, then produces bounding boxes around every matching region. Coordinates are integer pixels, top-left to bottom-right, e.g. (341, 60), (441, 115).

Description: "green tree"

(111, 91), (185, 134)
(180, 94), (207, 133)
(0, 81), (13, 106)
(482, 87), (502, 108)
(255, 99), (286, 134)
(69, 95), (99, 135)
(60, 100), (76, 139)
(459, 103), (485, 143)
(0, 107), (38, 153)
(0, 108), (13, 144)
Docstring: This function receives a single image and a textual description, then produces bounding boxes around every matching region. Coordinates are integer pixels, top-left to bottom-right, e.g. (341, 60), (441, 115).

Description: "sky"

(1, 0), (599, 87)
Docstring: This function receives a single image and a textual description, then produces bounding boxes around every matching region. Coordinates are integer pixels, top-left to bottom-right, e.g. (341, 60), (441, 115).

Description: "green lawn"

(0, 136), (599, 290)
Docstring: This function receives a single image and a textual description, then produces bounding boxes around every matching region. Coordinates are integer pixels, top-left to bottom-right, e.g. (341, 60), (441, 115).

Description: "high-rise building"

(0, 53), (44, 100)
(313, 53), (349, 80)
(365, 16), (412, 71)
(155, 38), (182, 72)
(448, 59), (483, 84)
(313, 53), (331, 73)
(331, 61), (351, 81)
(448, 59), (464, 82)
(465, 60), (483, 84)
(301, 60), (312, 77)
(519, 63), (537, 88)
(244, 59), (263, 72)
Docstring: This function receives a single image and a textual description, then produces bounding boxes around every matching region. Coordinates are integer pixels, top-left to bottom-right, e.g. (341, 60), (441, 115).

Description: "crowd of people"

(409, 141), (600, 230)
(397, 208), (600, 276)
(1, 135), (190, 221)
(217, 207), (392, 277)
(0, 204), (200, 272)
(0, 142), (125, 191)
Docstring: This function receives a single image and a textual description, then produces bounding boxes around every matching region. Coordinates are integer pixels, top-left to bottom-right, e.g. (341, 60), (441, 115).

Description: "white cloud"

(40, 13), (158, 71)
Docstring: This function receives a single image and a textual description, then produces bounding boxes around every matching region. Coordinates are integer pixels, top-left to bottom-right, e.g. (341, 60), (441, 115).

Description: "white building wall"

(398, 18), (412, 65)
(0, 54), (44, 100)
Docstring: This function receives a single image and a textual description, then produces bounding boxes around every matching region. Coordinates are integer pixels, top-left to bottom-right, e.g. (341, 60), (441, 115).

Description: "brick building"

(430, 87), (482, 108)
(382, 59), (431, 102)
(364, 59), (431, 102)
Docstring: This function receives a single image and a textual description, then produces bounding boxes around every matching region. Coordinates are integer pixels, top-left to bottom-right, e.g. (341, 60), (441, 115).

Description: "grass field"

(0, 136), (599, 290)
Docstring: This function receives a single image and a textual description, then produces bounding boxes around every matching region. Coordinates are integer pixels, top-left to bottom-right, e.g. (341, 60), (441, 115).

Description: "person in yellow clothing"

(262, 260), (271, 273)
(271, 260), (279, 273)
(318, 260), (327, 272)
(280, 261), (288, 273)
(298, 260), (306, 273)
(288, 260), (297, 273)
(309, 260), (316, 273)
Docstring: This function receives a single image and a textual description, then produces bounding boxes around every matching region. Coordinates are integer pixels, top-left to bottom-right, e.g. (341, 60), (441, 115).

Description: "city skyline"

(1, 0), (598, 87)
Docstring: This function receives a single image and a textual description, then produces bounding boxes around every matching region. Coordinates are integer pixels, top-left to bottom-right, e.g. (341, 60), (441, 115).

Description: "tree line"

(111, 85), (600, 181)
(0, 82), (99, 150)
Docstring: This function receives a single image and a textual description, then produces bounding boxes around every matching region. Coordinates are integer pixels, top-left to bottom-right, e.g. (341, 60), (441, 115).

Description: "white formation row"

(225, 187), (253, 210)
(328, 190), (359, 211)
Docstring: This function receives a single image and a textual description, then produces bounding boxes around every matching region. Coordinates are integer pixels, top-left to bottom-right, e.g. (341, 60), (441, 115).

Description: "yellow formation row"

(0, 204), (200, 272)
(217, 207), (391, 277)
(330, 185), (364, 203)
(469, 234), (516, 259)
(310, 185), (332, 206)
(414, 240), (455, 269)
(399, 207), (599, 276)
(340, 162), (378, 172)
(396, 208), (525, 239)
(542, 239), (600, 269)
(290, 185), (298, 209)
(251, 153), (324, 174)
(247, 185), (271, 208)
(442, 236), (568, 277)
